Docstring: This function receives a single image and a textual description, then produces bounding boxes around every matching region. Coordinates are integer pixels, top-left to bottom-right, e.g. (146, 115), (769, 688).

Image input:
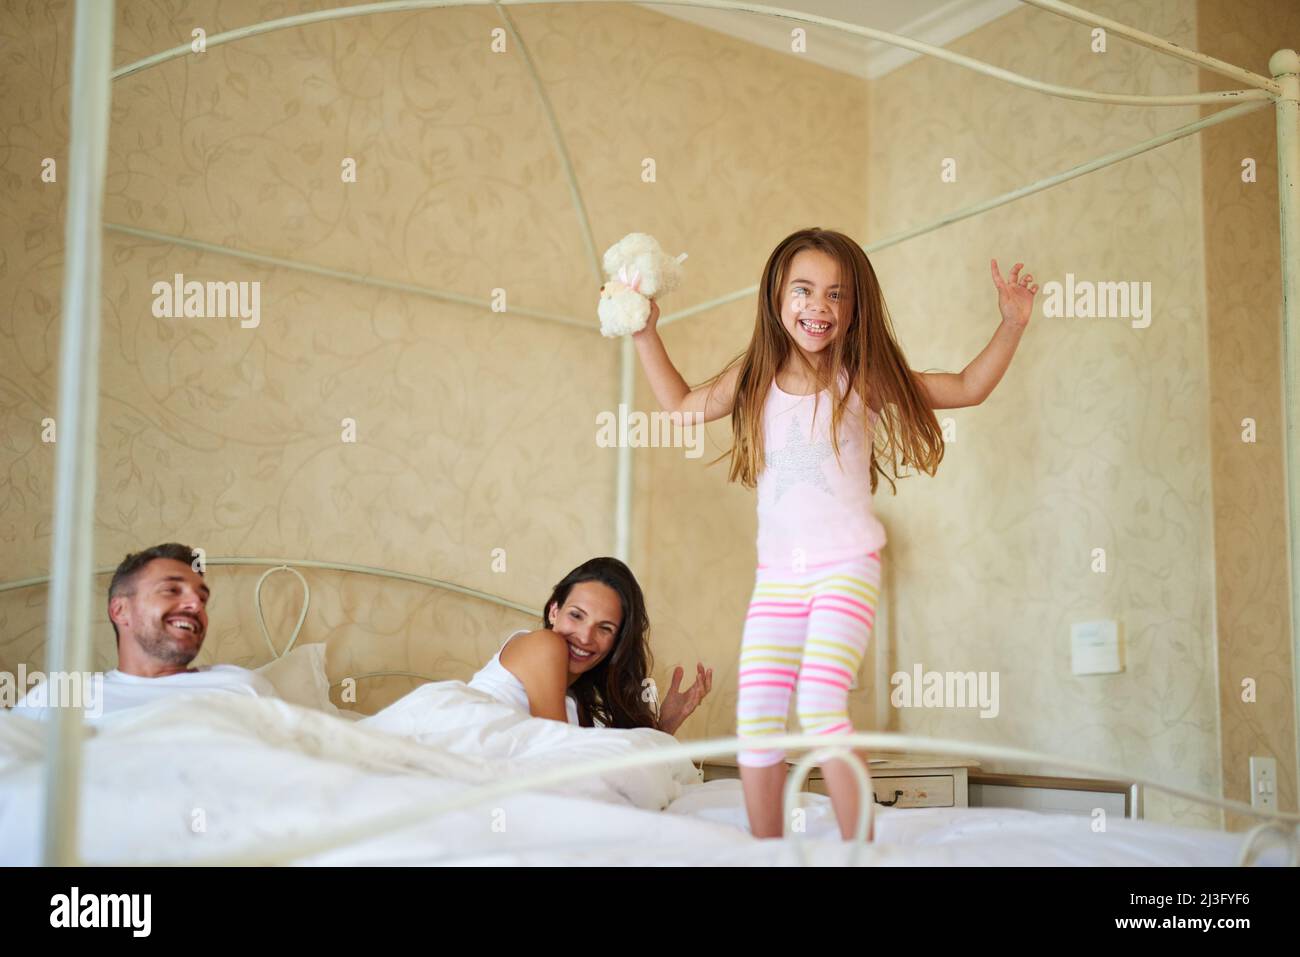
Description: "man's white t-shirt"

(10, 664), (276, 722)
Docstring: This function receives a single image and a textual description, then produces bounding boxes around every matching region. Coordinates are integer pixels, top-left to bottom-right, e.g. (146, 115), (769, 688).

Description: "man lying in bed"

(12, 542), (275, 721)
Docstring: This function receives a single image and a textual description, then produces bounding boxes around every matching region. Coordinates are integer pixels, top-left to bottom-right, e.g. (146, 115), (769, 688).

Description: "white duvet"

(0, 686), (1286, 866)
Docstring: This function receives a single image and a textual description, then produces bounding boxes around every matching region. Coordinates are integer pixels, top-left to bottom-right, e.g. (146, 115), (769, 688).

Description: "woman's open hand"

(656, 662), (712, 736)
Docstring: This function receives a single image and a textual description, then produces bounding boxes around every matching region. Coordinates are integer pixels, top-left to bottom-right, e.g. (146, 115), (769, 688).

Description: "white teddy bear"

(597, 232), (688, 337)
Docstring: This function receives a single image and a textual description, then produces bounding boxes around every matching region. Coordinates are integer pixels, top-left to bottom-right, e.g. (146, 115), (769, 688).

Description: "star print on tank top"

(765, 413), (834, 501)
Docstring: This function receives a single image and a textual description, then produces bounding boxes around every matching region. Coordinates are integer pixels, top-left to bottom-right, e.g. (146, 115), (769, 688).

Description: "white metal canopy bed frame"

(7, 0), (1300, 866)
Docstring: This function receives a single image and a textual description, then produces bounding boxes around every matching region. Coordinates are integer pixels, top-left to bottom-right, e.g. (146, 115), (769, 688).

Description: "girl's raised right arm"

(629, 299), (741, 422)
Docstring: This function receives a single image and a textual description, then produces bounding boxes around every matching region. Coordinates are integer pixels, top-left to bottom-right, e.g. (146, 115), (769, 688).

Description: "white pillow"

(256, 643), (338, 715)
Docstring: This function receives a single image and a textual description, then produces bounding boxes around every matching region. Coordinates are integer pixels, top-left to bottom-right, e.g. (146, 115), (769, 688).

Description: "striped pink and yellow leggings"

(736, 551), (882, 767)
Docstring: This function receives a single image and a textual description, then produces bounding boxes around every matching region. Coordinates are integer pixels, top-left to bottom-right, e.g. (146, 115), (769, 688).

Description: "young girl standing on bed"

(625, 227), (1037, 840)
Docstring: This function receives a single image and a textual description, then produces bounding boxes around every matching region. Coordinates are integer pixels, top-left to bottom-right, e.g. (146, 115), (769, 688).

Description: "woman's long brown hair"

(543, 557), (658, 730)
(706, 227), (945, 495)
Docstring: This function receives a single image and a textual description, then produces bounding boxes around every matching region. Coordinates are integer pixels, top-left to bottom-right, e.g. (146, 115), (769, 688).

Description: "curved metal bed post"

(242, 558), (536, 693)
(782, 746), (874, 867)
(126, 730), (1300, 867)
(487, 3), (636, 562)
(254, 565), (310, 659)
(1016, 0), (1279, 93)
(209, 557), (546, 618)
(0, 557), (545, 618)
(455, 1), (645, 563)
(104, 223), (595, 329)
(1237, 821), (1300, 868)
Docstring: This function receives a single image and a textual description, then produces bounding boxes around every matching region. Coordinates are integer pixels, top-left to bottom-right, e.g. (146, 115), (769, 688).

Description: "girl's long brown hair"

(543, 557), (658, 730)
(707, 227), (945, 495)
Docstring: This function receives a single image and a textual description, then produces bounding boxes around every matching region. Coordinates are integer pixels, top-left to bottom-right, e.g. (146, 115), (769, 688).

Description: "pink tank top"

(755, 376), (887, 569)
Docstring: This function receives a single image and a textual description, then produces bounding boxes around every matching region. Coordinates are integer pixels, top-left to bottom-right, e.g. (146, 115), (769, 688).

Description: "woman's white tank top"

(467, 629), (580, 725)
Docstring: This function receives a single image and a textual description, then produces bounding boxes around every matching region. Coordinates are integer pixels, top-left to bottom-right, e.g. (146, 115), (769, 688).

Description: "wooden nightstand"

(700, 753), (979, 808)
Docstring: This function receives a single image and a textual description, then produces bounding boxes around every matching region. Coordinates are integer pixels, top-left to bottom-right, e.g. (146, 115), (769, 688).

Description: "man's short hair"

(107, 543), (201, 641)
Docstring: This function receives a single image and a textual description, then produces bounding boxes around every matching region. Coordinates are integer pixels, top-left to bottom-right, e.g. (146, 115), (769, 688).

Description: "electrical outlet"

(1249, 756), (1277, 811)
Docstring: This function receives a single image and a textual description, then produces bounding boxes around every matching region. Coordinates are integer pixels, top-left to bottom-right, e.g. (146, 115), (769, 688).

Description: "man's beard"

(135, 616), (201, 666)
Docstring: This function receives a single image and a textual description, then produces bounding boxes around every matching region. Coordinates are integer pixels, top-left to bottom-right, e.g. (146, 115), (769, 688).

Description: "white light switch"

(1070, 620), (1122, 675)
(1250, 756), (1277, 811)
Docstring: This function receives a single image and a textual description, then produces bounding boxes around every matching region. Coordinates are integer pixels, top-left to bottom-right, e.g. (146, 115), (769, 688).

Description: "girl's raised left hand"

(990, 259), (1038, 328)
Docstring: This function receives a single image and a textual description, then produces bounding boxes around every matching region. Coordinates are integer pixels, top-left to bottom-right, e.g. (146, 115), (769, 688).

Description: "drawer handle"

(876, 789), (904, 807)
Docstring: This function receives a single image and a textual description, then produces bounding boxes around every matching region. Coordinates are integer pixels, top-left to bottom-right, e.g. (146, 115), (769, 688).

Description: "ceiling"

(637, 0), (1024, 79)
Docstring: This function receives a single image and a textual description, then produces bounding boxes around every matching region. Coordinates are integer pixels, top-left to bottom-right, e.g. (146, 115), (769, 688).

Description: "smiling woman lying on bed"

(468, 557), (711, 735)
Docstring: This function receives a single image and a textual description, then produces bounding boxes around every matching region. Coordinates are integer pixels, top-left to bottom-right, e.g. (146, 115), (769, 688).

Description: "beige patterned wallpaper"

(0, 0), (1294, 831)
